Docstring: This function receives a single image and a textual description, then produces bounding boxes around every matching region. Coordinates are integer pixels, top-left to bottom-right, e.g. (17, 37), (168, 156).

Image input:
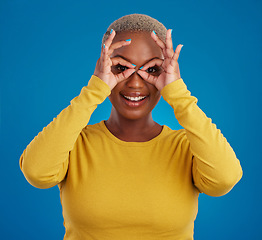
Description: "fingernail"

(153, 30), (156, 35)
(103, 44), (105, 48)
(126, 39), (131, 42)
(132, 64), (136, 67)
(181, 44), (184, 48)
(170, 29), (173, 34)
(110, 29), (113, 34)
(139, 66), (143, 69)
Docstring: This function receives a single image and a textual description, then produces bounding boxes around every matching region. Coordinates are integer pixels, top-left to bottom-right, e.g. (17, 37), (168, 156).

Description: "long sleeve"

(19, 75), (111, 189)
(161, 79), (243, 197)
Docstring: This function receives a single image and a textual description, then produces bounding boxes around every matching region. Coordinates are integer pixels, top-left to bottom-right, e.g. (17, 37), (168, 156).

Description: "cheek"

(153, 93), (161, 105)
(149, 85), (161, 101)
(149, 89), (161, 108)
(108, 88), (122, 107)
(108, 93), (116, 105)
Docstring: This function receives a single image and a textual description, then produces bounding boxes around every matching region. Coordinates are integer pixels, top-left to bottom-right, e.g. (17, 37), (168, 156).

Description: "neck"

(105, 109), (161, 142)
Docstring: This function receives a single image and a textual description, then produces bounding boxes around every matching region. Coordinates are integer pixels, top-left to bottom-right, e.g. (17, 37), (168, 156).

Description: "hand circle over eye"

(93, 29), (136, 90)
(137, 29), (183, 91)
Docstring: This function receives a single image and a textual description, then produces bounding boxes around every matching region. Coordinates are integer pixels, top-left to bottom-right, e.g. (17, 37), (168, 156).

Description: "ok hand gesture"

(94, 30), (136, 90)
(137, 29), (183, 91)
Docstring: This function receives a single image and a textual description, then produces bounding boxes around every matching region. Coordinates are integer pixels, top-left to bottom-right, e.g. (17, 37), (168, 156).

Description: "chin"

(119, 110), (151, 121)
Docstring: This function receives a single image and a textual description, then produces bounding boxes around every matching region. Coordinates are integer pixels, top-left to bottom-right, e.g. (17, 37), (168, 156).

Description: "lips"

(123, 95), (147, 101)
(120, 92), (149, 107)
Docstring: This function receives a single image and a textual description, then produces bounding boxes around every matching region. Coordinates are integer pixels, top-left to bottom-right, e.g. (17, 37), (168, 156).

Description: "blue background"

(1, 0), (261, 239)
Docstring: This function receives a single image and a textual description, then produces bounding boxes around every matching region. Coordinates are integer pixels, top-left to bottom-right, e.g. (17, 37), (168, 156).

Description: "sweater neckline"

(99, 120), (167, 146)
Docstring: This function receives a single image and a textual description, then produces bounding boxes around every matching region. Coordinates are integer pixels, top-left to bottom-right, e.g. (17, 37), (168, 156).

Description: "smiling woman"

(19, 13), (243, 240)
(106, 31), (163, 133)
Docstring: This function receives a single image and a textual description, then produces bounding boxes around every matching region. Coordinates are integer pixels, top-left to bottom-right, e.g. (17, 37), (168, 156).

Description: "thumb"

(137, 70), (158, 86)
(115, 69), (136, 83)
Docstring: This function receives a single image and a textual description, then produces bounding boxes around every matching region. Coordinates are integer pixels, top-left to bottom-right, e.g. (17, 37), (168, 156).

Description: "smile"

(120, 93), (148, 107)
(123, 95), (147, 102)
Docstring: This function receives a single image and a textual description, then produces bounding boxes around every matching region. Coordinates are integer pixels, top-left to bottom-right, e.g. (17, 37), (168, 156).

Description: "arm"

(20, 29), (136, 189)
(161, 79), (242, 196)
(20, 76), (111, 189)
(138, 29), (242, 196)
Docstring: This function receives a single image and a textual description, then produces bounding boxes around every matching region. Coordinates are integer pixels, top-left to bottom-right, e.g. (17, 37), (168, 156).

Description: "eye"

(146, 65), (162, 76)
(111, 64), (129, 74)
(115, 64), (128, 72)
(146, 67), (157, 73)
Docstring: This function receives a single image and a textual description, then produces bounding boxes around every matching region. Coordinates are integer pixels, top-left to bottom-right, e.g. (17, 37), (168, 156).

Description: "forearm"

(20, 75), (111, 189)
(161, 79), (243, 196)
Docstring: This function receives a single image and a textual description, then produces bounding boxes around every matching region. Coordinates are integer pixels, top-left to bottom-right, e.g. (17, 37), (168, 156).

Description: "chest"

(60, 135), (199, 234)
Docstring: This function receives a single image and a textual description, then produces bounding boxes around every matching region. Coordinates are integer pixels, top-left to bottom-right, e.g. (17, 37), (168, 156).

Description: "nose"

(126, 72), (145, 89)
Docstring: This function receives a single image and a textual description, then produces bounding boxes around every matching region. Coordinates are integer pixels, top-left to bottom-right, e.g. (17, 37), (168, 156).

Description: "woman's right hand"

(93, 30), (136, 90)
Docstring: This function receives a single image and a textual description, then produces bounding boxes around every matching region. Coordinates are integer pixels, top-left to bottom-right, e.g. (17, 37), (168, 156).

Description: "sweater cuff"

(161, 78), (188, 102)
(72, 75), (111, 107)
(88, 75), (111, 97)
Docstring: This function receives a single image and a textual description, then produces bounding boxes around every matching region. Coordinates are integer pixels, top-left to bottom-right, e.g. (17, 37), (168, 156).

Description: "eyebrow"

(113, 54), (164, 64)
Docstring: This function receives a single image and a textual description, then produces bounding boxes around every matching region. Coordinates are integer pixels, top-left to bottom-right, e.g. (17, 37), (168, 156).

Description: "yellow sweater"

(20, 75), (242, 239)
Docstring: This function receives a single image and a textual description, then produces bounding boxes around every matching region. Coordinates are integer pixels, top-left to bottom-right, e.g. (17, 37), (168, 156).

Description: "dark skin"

(94, 30), (183, 142)
(106, 32), (163, 142)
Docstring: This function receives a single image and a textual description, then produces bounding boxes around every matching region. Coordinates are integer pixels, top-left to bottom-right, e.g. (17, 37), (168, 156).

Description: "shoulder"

(162, 125), (187, 141)
(82, 121), (104, 133)
(72, 121), (105, 146)
(81, 121), (105, 139)
(160, 125), (191, 151)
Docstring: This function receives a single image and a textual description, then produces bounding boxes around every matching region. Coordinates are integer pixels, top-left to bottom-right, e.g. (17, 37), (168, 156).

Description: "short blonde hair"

(102, 14), (167, 44)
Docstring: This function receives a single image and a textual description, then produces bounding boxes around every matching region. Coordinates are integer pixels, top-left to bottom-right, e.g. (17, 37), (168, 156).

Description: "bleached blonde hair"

(102, 13), (167, 44)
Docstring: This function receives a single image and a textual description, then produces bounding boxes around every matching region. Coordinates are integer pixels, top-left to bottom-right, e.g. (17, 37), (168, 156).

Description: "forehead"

(111, 31), (163, 63)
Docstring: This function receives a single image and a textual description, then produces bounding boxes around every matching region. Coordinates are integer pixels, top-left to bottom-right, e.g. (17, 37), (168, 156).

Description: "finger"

(172, 44), (183, 62)
(140, 58), (164, 71)
(111, 57), (136, 69)
(100, 30), (116, 68)
(166, 29), (173, 50)
(103, 29), (116, 49)
(137, 70), (158, 86)
(165, 29), (174, 58)
(100, 45), (111, 70)
(151, 31), (166, 50)
(108, 40), (131, 56)
(115, 68), (136, 83)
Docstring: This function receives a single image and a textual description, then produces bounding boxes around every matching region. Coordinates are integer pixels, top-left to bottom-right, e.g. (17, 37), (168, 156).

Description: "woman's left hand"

(137, 29), (183, 91)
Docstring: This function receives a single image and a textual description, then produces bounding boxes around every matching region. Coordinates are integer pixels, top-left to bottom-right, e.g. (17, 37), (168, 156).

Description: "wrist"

(93, 74), (115, 90)
(164, 77), (181, 88)
(160, 78), (184, 96)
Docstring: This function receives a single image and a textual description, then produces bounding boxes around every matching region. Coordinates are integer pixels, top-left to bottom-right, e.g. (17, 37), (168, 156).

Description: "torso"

(59, 121), (199, 239)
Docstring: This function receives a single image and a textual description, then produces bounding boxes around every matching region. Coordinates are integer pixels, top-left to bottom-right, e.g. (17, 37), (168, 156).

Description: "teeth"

(124, 95), (146, 101)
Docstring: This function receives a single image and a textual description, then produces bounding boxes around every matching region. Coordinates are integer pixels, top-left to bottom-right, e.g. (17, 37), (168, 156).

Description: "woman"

(20, 14), (242, 239)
